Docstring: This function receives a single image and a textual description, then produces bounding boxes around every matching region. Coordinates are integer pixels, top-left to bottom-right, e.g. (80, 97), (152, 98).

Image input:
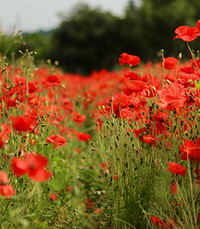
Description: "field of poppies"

(0, 20), (199, 229)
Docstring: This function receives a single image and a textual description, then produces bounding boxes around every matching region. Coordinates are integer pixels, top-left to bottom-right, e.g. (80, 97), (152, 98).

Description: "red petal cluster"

(72, 112), (87, 123)
(44, 74), (61, 88)
(150, 216), (176, 229)
(163, 57), (178, 70)
(157, 83), (186, 111)
(46, 134), (67, 149)
(76, 132), (91, 141)
(119, 52), (140, 67)
(11, 153), (52, 182)
(0, 171), (15, 197)
(11, 115), (35, 132)
(166, 162), (187, 176)
(180, 137), (200, 162)
(174, 25), (200, 42)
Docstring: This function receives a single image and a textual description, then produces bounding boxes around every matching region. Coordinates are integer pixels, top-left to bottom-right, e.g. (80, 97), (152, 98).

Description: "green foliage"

(22, 32), (51, 61)
(94, 118), (157, 228)
(47, 3), (120, 75)
(0, 32), (23, 59)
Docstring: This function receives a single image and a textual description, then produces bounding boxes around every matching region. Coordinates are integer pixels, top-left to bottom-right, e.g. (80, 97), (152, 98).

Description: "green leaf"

(195, 80), (200, 89)
(51, 173), (65, 191)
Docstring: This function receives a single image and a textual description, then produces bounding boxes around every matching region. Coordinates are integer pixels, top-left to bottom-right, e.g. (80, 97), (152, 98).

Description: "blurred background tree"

(46, 3), (120, 75)
(1, 0), (200, 75)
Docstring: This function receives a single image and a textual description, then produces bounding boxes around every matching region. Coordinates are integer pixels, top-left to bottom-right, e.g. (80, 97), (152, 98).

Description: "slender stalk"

(187, 42), (200, 75)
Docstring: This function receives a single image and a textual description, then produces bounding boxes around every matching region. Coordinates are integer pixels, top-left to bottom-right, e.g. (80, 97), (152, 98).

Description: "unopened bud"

(178, 53), (182, 60)
(152, 86), (156, 92)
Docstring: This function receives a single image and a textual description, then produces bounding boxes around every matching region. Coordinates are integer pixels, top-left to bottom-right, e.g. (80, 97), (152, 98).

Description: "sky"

(0, 0), (141, 33)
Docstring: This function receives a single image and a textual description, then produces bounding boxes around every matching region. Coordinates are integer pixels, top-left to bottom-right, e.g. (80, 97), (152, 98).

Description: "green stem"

(187, 42), (200, 75)
(187, 159), (197, 225)
(23, 69), (29, 114)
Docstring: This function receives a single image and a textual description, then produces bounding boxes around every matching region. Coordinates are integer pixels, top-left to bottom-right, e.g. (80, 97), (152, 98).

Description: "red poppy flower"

(28, 82), (37, 93)
(86, 199), (94, 208)
(133, 127), (148, 142)
(93, 208), (102, 213)
(0, 124), (12, 135)
(163, 57), (178, 70)
(174, 25), (199, 42)
(170, 183), (178, 195)
(0, 139), (4, 149)
(11, 157), (28, 177)
(76, 132), (91, 141)
(50, 193), (57, 201)
(126, 80), (146, 91)
(11, 153), (52, 182)
(180, 137), (200, 162)
(150, 216), (164, 228)
(44, 75), (61, 88)
(0, 171), (9, 185)
(0, 185), (15, 197)
(142, 135), (158, 145)
(101, 162), (108, 169)
(157, 83), (186, 111)
(113, 175), (118, 180)
(124, 72), (139, 80)
(66, 186), (72, 192)
(108, 93), (130, 113)
(26, 153), (49, 175)
(166, 162), (187, 176)
(46, 134), (67, 149)
(11, 116), (35, 132)
(72, 112), (86, 123)
(119, 53), (140, 67)
(29, 168), (52, 182)
(25, 153), (52, 183)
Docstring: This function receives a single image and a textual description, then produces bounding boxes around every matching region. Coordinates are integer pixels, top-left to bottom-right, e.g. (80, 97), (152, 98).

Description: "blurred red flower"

(150, 216), (164, 228)
(11, 116), (35, 132)
(50, 193), (57, 201)
(166, 162), (187, 176)
(46, 134), (67, 149)
(11, 153), (52, 182)
(113, 175), (118, 180)
(163, 57), (178, 70)
(126, 80), (146, 91)
(170, 183), (178, 195)
(72, 112), (86, 123)
(0, 171), (9, 185)
(11, 157), (28, 177)
(93, 208), (102, 213)
(142, 135), (158, 145)
(0, 185), (15, 197)
(44, 74), (61, 88)
(76, 132), (91, 141)
(0, 124), (12, 135)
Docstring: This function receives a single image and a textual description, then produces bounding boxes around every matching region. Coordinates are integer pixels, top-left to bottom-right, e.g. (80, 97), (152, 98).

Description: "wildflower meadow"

(0, 19), (199, 229)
